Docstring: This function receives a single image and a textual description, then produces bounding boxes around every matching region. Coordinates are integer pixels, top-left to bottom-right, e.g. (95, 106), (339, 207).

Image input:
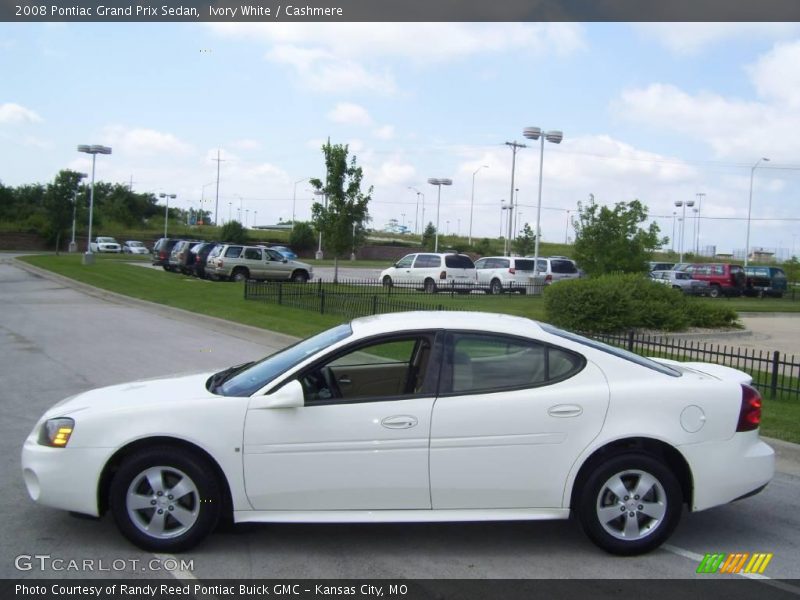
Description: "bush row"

(543, 273), (740, 333)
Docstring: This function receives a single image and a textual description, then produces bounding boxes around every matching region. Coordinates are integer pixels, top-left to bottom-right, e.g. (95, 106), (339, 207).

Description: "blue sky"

(2, 22), (800, 258)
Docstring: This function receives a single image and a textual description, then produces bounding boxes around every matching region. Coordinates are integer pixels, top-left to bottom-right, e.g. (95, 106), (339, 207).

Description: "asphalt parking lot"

(1, 259), (799, 589)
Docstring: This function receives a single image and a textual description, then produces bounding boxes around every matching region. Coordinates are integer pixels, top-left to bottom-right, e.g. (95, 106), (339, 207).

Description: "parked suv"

(151, 238), (182, 270)
(527, 256), (581, 284)
(650, 270), (710, 296)
(744, 266), (788, 298)
(189, 242), (220, 279)
(475, 256), (536, 294)
(206, 244), (313, 282)
(168, 239), (202, 274)
(684, 263), (745, 298)
(380, 253), (476, 293)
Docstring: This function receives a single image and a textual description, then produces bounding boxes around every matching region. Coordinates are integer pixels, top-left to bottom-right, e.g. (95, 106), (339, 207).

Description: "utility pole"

(128, 175), (135, 192)
(695, 192), (705, 255)
(504, 141), (526, 256)
(213, 149), (225, 226)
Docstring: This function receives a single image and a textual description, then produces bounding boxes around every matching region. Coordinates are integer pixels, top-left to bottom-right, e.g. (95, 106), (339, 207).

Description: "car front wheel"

(577, 454), (681, 556)
(110, 447), (221, 552)
(291, 270), (309, 283)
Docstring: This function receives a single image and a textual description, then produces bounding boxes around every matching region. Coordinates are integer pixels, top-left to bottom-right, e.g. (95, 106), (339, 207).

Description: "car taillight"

(509, 268), (516, 274)
(439, 270), (447, 280)
(545, 274), (553, 283)
(737, 384), (762, 432)
(159, 251), (166, 259)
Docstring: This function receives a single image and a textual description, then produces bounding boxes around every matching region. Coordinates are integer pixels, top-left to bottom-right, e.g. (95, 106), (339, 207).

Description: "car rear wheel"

(424, 279), (437, 294)
(231, 268), (249, 283)
(489, 279), (504, 295)
(708, 285), (721, 298)
(109, 447), (221, 552)
(577, 454), (681, 556)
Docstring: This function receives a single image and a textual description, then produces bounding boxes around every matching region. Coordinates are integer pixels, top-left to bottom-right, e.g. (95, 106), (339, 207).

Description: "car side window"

(395, 255), (414, 268)
(474, 258), (487, 269)
(225, 246), (243, 258)
(243, 248), (262, 260)
(443, 332), (585, 395)
(265, 249), (284, 261)
(300, 336), (434, 405)
(414, 254), (440, 269)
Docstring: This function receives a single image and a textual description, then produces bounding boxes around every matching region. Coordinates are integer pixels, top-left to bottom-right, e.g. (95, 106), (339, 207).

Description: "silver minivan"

(380, 253), (476, 293)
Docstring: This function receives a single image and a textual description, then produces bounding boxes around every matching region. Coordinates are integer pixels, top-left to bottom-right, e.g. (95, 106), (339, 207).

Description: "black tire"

(708, 285), (721, 298)
(576, 453), (682, 556)
(291, 270), (309, 283)
(424, 279), (437, 294)
(489, 279), (504, 295)
(382, 276), (393, 288)
(231, 268), (248, 283)
(109, 446), (221, 552)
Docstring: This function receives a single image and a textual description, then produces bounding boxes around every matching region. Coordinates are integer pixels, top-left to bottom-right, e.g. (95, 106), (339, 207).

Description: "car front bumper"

(680, 430), (774, 512)
(21, 437), (111, 517)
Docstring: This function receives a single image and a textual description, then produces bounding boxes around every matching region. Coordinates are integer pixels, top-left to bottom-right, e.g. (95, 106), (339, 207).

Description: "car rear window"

(550, 259), (577, 274)
(445, 255), (474, 269)
(513, 259), (535, 271)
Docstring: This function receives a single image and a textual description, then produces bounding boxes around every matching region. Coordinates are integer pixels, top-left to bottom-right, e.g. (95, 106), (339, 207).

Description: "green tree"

(512, 223), (536, 256)
(421, 222), (437, 251)
(43, 170), (85, 251)
(289, 221), (317, 254)
(472, 238), (494, 256)
(219, 220), (248, 244)
(310, 140), (372, 282)
(572, 198), (666, 277)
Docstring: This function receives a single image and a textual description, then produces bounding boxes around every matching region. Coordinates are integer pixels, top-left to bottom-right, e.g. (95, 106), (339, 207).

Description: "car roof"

(350, 311), (544, 338)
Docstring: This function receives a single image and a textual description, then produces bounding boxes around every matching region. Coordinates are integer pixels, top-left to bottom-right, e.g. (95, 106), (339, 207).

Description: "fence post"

(372, 295), (378, 315)
(627, 330), (635, 352)
(278, 282), (282, 305)
(770, 351), (780, 399)
(244, 280), (249, 299)
(320, 288), (326, 315)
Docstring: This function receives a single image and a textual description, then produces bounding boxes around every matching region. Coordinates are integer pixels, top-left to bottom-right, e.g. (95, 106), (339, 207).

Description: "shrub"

(543, 273), (739, 333)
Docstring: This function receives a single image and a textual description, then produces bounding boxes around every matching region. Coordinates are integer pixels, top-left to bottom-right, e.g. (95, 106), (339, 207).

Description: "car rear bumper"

(679, 431), (774, 512)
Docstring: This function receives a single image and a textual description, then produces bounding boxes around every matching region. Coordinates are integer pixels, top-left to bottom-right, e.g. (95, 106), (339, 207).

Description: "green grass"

(761, 392), (800, 444)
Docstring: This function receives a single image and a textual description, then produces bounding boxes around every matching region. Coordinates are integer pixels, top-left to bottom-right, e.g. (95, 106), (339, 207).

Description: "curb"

(763, 437), (800, 477)
(10, 258), (301, 349)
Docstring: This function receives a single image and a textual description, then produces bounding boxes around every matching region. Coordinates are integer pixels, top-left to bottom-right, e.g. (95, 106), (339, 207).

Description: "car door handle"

(381, 415), (418, 429)
(548, 404), (583, 418)
(337, 376), (352, 385)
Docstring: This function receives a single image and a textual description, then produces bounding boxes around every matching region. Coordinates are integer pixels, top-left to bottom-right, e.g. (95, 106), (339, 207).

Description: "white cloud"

(328, 103), (373, 126)
(748, 40), (800, 108)
(634, 23), (800, 55)
(102, 126), (194, 157)
(374, 125), (395, 140)
(371, 158), (416, 186)
(0, 103), (42, 124)
(230, 139), (262, 151)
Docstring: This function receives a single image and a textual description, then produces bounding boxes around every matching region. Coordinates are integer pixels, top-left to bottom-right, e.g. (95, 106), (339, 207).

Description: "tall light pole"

(76, 144), (112, 265)
(564, 209), (571, 244)
(199, 181), (214, 225)
(469, 165), (488, 245)
(159, 193), (176, 238)
(212, 149), (224, 226)
(695, 192), (705, 255)
(522, 127), (563, 275)
(674, 199), (695, 263)
(69, 172), (88, 253)
(671, 212), (677, 253)
(503, 141), (526, 256)
(427, 178), (452, 252)
(314, 190), (326, 259)
(745, 158), (770, 266)
(292, 177), (309, 230)
(408, 186), (425, 235)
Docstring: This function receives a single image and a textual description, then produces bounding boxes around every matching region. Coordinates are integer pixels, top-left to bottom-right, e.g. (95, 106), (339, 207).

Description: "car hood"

(45, 371), (218, 418)
(652, 358), (752, 384)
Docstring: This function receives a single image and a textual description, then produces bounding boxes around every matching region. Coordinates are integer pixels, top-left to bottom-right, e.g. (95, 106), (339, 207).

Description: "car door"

(429, 331), (610, 509)
(264, 248), (290, 279)
(242, 332), (439, 510)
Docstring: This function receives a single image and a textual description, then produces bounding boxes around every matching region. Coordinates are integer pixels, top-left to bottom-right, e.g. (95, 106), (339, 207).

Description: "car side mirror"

(250, 380), (304, 409)
(282, 258), (288, 263)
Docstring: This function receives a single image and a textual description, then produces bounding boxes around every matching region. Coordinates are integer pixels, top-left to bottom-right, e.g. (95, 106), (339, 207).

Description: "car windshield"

(541, 324), (681, 377)
(214, 323), (353, 397)
(127, 241), (143, 247)
(98, 237), (116, 243)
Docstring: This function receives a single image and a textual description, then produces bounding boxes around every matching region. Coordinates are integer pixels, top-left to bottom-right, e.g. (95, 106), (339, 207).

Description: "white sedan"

(122, 240), (150, 255)
(21, 312), (774, 555)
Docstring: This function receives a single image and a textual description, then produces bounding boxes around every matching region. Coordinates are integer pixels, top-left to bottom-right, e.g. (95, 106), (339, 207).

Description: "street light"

(69, 172), (88, 253)
(745, 158), (770, 266)
(695, 192), (705, 255)
(427, 178), (452, 252)
(674, 199), (695, 262)
(314, 190), (326, 259)
(469, 165), (488, 245)
(76, 144), (112, 265)
(159, 193), (176, 238)
(292, 178), (309, 230)
(523, 127), (563, 274)
(408, 186), (425, 234)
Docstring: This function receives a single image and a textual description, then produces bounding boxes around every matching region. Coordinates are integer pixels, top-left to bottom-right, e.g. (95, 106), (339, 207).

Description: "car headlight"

(39, 418), (75, 447)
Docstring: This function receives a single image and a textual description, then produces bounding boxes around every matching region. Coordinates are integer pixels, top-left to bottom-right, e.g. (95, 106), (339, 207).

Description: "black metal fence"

(591, 330), (799, 399)
(244, 279), (799, 399)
